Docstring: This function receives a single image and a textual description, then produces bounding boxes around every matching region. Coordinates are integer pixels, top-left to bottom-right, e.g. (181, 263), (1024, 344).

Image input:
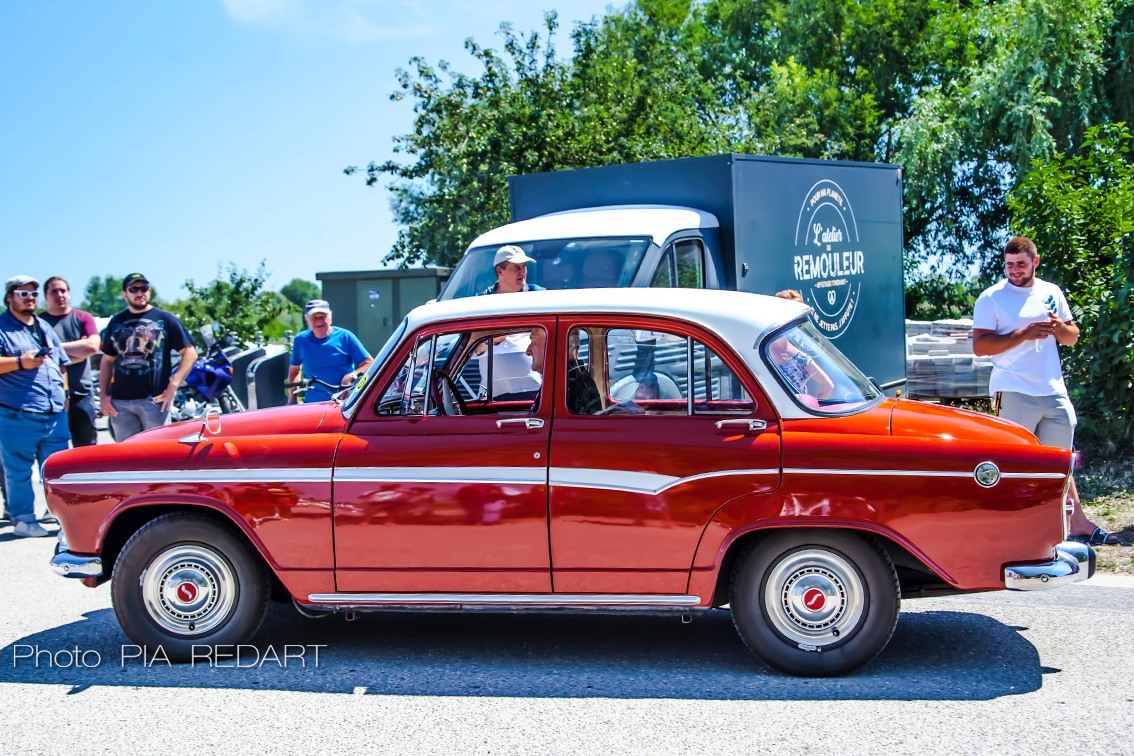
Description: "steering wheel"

(437, 373), (467, 416)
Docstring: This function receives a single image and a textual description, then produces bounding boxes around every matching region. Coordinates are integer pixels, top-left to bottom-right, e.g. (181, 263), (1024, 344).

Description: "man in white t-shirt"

(973, 236), (1127, 546)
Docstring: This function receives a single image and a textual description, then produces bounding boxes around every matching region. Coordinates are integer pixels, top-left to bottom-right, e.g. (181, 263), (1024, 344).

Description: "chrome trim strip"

(306, 593), (701, 607)
(334, 466), (547, 485)
(47, 468), (332, 485)
(784, 468), (1065, 480)
(549, 467), (778, 495)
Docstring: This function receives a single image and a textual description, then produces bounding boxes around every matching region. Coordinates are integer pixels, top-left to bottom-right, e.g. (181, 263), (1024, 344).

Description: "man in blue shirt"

(0, 274), (71, 538)
(287, 299), (372, 403)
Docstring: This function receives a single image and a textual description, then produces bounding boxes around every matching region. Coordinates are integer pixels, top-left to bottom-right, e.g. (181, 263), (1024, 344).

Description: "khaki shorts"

(995, 391), (1077, 449)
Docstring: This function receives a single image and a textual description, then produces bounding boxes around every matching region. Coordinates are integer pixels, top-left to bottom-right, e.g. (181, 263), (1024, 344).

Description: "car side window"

(650, 239), (705, 289)
(375, 327), (545, 417)
(594, 327), (753, 416)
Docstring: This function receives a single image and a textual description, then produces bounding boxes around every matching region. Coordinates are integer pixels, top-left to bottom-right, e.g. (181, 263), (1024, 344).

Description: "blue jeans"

(109, 397), (170, 441)
(0, 406), (71, 525)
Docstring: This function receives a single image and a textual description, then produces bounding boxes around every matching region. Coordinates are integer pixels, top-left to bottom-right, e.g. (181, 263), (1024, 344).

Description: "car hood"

(123, 402), (347, 443)
(889, 399), (1040, 445)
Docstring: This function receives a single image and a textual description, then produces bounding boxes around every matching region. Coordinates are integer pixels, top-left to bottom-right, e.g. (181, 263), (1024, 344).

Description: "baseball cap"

(5, 274), (38, 295)
(305, 299), (332, 315)
(122, 273), (150, 290)
(494, 245), (536, 267)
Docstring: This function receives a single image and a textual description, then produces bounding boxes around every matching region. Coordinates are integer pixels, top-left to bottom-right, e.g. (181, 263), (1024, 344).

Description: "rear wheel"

(730, 530), (900, 677)
(111, 513), (269, 662)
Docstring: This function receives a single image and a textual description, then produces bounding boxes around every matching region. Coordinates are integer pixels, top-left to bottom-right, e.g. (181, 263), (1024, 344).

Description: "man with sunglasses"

(0, 274), (70, 537)
(99, 273), (197, 441)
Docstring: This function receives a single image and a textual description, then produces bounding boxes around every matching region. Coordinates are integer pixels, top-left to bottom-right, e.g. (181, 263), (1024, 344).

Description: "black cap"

(122, 273), (149, 290)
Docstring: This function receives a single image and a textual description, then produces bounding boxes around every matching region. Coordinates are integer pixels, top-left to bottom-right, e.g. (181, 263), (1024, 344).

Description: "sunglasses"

(12, 290), (39, 299)
(127, 285), (150, 293)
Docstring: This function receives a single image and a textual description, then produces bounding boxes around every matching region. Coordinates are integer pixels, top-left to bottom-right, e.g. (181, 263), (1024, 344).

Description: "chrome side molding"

(306, 592), (702, 609)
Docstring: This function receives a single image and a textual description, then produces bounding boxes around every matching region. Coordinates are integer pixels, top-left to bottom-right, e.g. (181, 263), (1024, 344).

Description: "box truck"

(438, 153), (906, 390)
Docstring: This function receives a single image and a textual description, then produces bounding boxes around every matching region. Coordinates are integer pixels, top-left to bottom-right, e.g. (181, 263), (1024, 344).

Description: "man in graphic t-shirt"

(973, 236), (1127, 547)
(40, 276), (101, 447)
(99, 273), (197, 441)
(287, 299), (372, 403)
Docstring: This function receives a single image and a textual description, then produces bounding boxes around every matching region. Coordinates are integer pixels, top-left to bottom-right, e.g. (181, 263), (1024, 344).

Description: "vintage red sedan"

(45, 289), (1093, 676)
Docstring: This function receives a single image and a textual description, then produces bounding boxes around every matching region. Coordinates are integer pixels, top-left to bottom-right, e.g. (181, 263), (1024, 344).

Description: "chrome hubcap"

(142, 545), (236, 636)
(764, 548), (865, 648)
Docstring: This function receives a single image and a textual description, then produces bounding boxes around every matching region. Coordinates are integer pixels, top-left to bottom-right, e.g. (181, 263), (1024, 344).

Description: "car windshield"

(761, 319), (881, 414)
(439, 237), (654, 300)
(342, 317), (408, 417)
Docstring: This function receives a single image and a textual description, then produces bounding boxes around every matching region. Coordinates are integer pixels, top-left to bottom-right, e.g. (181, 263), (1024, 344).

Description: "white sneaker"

(13, 521), (50, 538)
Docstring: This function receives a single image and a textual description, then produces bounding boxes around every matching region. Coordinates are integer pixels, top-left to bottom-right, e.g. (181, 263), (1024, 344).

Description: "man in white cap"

(475, 246), (544, 400)
(478, 245), (545, 295)
(0, 274), (70, 537)
(287, 299), (372, 404)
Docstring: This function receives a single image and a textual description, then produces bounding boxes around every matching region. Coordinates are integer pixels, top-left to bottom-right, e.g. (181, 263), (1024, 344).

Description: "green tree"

(279, 278), (320, 309)
(177, 262), (286, 345)
(80, 275), (126, 316)
(1007, 122), (1134, 453)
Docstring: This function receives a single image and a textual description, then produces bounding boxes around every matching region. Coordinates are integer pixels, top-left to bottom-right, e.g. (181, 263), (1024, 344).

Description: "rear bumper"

(1004, 542), (1095, 590)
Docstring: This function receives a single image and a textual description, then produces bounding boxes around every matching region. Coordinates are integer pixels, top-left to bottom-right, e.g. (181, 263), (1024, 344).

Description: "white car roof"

(468, 205), (720, 249)
(403, 288), (823, 418)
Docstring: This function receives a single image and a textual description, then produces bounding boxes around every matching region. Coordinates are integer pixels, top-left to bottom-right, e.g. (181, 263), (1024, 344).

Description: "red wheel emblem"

(802, 587), (826, 611)
(177, 582), (198, 603)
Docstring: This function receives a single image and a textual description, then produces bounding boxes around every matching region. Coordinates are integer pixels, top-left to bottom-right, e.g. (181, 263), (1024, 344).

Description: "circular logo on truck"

(793, 180), (865, 339)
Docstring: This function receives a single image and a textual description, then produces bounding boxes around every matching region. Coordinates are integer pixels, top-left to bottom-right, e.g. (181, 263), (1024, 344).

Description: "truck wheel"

(730, 530), (899, 677)
(111, 513), (269, 662)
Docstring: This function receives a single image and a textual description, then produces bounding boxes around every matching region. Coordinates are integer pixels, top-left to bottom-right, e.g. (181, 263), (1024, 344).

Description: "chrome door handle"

(715, 419), (767, 431)
(496, 418), (545, 430)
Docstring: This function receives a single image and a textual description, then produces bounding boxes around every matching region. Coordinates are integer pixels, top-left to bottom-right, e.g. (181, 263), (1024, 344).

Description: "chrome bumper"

(50, 546), (103, 578)
(1004, 541), (1095, 590)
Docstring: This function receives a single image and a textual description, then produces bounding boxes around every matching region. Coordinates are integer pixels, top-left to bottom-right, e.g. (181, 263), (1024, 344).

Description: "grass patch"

(1077, 455), (1134, 575)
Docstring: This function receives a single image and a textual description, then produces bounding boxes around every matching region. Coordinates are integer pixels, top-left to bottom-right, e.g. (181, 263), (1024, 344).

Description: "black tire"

(219, 389), (242, 414)
(111, 513), (270, 662)
(730, 530), (900, 677)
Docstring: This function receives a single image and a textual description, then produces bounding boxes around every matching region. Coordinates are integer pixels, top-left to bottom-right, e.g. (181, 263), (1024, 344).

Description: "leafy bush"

(1007, 123), (1134, 454)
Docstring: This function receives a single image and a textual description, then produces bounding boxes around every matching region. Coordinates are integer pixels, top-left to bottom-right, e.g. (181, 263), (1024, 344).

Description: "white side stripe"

(784, 468), (1066, 479)
(48, 468), (332, 485)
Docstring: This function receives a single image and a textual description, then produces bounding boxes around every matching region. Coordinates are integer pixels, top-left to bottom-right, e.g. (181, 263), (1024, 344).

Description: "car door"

(332, 317), (556, 593)
(547, 315), (782, 594)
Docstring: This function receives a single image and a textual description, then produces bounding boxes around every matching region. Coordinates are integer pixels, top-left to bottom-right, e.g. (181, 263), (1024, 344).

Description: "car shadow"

(0, 605), (1045, 700)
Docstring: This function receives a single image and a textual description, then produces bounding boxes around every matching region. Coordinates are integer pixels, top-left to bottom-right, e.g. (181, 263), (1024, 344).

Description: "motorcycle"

(169, 323), (246, 422)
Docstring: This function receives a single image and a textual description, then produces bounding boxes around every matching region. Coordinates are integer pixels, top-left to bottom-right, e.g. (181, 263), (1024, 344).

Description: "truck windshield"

(761, 320), (882, 414)
(439, 237), (653, 300)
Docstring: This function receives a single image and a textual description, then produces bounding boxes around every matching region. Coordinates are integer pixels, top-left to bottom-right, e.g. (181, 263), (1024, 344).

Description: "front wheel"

(111, 513), (269, 661)
(218, 389), (243, 414)
(730, 530), (900, 677)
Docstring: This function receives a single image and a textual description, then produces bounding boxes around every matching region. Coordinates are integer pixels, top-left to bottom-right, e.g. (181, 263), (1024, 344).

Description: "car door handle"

(496, 418), (545, 430)
(715, 419), (767, 431)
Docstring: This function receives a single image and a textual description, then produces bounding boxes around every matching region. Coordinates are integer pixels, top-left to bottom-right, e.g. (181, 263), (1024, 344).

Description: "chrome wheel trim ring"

(141, 545), (237, 636)
(763, 548), (865, 648)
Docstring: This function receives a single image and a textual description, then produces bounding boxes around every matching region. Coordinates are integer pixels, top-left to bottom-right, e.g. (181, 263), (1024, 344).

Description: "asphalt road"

(1, 425), (1131, 754)
(1, 525), (1132, 754)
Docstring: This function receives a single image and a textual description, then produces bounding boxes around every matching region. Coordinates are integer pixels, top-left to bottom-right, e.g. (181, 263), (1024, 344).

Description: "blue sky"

(1, 0), (615, 311)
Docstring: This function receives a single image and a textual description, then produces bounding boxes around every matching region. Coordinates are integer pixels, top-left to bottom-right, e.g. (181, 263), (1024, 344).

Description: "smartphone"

(35, 345), (50, 357)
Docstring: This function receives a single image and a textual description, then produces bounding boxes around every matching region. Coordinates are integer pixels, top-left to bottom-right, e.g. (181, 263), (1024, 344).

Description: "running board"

(305, 592), (703, 612)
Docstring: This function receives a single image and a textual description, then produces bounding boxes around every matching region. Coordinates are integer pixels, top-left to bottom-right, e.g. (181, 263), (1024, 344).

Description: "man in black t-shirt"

(98, 273), (197, 441)
(40, 276), (101, 446)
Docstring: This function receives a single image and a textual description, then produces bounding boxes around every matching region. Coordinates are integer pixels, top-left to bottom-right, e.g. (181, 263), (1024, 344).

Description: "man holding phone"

(0, 274), (70, 538)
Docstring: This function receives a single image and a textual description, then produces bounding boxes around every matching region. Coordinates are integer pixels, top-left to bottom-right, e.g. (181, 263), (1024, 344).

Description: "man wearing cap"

(479, 245), (545, 295)
(99, 273), (197, 441)
(0, 274), (71, 537)
(287, 299), (372, 403)
(474, 246), (545, 400)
